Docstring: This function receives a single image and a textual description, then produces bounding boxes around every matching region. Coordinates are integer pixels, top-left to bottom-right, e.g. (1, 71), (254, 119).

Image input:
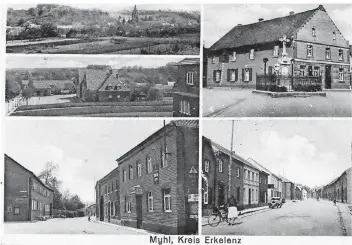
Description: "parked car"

(269, 197), (282, 208)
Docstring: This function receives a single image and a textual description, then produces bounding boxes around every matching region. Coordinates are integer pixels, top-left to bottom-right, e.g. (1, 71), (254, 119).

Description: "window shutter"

(249, 68), (253, 81)
(235, 69), (238, 81)
(242, 68), (245, 81)
(227, 69), (230, 82)
(213, 70), (216, 81)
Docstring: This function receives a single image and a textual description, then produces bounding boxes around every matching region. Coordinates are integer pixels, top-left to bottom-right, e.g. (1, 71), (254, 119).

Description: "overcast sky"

(204, 4), (352, 48)
(6, 56), (185, 69)
(5, 119), (171, 204)
(203, 120), (352, 188)
(8, 4), (200, 12)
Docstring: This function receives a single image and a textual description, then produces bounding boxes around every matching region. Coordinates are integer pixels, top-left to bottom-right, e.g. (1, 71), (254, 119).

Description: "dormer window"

(312, 27), (316, 37)
(231, 51), (236, 61)
(339, 49), (343, 60)
(106, 84), (113, 90)
(249, 49), (255, 59)
(333, 31), (336, 40)
(114, 85), (121, 90)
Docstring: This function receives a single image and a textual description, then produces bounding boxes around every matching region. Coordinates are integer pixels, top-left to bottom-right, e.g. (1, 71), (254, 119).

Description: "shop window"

(339, 49), (343, 60)
(313, 67), (320, 77)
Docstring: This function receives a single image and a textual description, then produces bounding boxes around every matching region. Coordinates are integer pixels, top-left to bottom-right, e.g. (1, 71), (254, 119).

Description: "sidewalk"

(336, 202), (352, 236)
(93, 220), (155, 235)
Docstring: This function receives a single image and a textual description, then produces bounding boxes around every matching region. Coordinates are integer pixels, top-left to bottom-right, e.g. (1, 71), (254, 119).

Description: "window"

(129, 165), (133, 180)
(204, 160), (209, 173)
(312, 27), (316, 37)
(259, 175), (262, 184)
(249, 49), (255, 59)
(300, 65), (306, 76)
(231, 51), (236, 61)
(203, 182), (209, 204)
(333, 31), (336, 40)
(147, 156), (152, 173)
(308, 66), (313, 76)
(247, 170), (250, 179)
(126, 196), (132, 213)
(339, 68), (344, 82)
(123, 170), (127, 182)
(218, 159), (223, 172)
(339, 49), (343, 60)
(273, 45), (279, 57)
(105, 184), (108, 195)
(313, 67), (320, 77)
(228, 69), (238, 82)
(111, 201), (114, 216)
(236, 167), (240, 178)
(212, 56), (215, 64)
(219, 54), (229, 63)
(179, 100), (191, 115)
(186, 72), (194, 85)
(13, 207), (20, 215)
(163, 189), (172, 212)
(325, 47), (331, 59)
(147, 191), (154, 211)
(161, 147), (168, 168)
(243, 68), (252, 82)
(115, 180), (118, 190)
(307, 44), (313, 57)
(137, 161), (141, 177)
(214, 70), (221, 82)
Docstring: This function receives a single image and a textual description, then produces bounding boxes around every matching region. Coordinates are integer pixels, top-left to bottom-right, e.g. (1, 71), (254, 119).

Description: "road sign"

(189, 166), (197, 174)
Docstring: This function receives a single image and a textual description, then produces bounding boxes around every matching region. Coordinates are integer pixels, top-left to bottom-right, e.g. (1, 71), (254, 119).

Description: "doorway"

(325, 65), (332, 89)
(218, 183), (225, 206)
(107, 202), (111, 222)
(100, 196), (104, 221)
(136, 195), (143, 229)
(248, 188), (252, 206)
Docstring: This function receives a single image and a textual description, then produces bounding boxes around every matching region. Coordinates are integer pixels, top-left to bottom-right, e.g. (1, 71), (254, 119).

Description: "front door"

(218, 183), (225, 206)
(248, 188), (251, 206)
(100, 196), (104, 221)
(108, 202), (111, 222)
(325, 65), (332, 89)
(136, 195), (143, 229)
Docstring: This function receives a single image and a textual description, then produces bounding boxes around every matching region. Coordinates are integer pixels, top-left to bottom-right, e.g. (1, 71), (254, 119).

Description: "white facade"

(243, 166), (260, 206)
(302, 189), (308, 200)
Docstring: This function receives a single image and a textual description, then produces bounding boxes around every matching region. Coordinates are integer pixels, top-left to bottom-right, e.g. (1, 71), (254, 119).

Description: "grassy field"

(11, 100), (173, 117)
(6, 34), (199, 55)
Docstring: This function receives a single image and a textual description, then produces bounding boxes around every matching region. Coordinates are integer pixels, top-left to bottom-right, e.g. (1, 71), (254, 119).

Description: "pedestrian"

(88, 215), (91, 221)
(333, 198), (336, 206)
(227, 195), (238, 226)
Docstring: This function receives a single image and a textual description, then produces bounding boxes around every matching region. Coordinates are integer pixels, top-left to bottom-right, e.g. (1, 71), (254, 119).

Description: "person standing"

(227, 195), (238, 226)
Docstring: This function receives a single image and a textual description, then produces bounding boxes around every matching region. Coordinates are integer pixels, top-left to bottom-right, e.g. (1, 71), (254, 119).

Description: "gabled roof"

(98, 74), (131, 92)
(85, 68), (111, 90)
(210, 140), (260, 172)
(4, 154), (54, 192)
(246, 157), (270, 175)
(174, 58), (200, 66)
(278, 175), (293, 183)
(210, 6), (324, 51)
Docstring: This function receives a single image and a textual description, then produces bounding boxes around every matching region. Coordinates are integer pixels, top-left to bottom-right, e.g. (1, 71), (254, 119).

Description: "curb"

(252, 90), (327, 98)
(93, 220), (154, 235)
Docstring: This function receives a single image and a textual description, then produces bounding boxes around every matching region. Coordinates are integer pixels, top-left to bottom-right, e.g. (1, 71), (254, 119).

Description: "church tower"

(131, 5), (139, 23)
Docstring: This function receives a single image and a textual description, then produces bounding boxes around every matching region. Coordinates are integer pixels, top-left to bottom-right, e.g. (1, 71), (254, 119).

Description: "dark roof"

(174, 58), (200, 66)
(208, 139), (260, 171)
(98, 74), (131, 92)
(4, 154), (54, 192)
(246, 157), (271, 175)
(97, 166), (119, 185)
(116, 121), (198, 164)
(278, 175), (293, 183)
(210, 6), (323, 51)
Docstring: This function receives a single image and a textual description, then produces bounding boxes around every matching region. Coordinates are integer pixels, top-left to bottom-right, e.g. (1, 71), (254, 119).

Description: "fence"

(5, 96), (26, 115)
(256, 74), (322, 92)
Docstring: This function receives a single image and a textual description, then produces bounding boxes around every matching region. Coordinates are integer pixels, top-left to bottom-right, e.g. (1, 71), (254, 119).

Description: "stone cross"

(279, 35), (290, 56)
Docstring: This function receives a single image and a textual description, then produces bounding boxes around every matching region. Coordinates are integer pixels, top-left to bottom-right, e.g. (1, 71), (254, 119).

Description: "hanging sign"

(153, 164), (159, 184)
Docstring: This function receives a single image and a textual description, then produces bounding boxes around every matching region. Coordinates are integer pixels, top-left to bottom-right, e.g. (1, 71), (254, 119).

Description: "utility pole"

(228, 120), (234, 199)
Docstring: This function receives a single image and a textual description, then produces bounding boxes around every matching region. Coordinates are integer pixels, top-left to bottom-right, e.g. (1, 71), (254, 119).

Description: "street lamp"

(263, 58), (269, 91)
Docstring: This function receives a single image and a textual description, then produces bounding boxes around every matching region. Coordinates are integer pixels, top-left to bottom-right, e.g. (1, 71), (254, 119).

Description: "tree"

(22, 86), (34, 105)
(40, 23), (58, 38)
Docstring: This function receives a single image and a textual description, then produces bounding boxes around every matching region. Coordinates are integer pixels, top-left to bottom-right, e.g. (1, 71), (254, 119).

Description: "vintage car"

(269, 197), (282, 208)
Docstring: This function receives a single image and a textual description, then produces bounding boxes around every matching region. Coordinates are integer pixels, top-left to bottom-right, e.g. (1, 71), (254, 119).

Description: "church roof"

(210, 5), (325, 51)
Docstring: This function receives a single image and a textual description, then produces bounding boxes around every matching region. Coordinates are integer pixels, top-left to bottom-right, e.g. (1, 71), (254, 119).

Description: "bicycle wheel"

(208, 213), (221, 227)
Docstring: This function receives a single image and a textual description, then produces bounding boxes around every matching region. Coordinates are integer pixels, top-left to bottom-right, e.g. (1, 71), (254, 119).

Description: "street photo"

(4, 119), (199, 235)
(203, 4), (352, 117)
(202, 119), (352, 236)
(5, 55), (199, 117)
(6, 4), (200, 55)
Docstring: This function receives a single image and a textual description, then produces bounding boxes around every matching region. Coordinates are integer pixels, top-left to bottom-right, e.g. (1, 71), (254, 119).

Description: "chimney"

(258, 18), (264, 22)
(237, 24), (242, 26)
(289, 11), (294, 15)
(111, 69), (119, 79)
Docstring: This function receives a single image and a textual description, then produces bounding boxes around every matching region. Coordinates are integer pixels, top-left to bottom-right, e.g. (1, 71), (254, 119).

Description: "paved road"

(203, 88), (352, 117)
(4, 217), (147, 234)
(202, 199), (349, 236)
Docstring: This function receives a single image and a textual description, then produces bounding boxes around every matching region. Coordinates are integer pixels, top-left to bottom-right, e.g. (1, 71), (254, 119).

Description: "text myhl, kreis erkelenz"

(150, 236), (242, 244)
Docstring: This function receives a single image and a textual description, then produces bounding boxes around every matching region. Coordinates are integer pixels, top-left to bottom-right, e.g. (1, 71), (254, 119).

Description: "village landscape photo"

(203, 4), (352, 117)
(5, 56), (200, 117)
(3, 119), (199, 235)
(6, 4), (200, 55)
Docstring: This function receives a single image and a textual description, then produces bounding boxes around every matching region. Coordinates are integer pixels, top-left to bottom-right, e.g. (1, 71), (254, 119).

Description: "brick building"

(206, 5), (350, 89)
(279, 176), (295, 201)
(322, 167), (352, 203)
(172, 58), (200, 117)
(95, 167), (120, 224)
(4, 154), (54, 222)
(96, 121), (199, 234)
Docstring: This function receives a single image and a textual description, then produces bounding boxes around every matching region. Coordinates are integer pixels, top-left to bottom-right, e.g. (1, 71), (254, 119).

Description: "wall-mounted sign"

(131, 185), (143, 195)
(188, 193), (199, 202)
(189, 166), (197, 174)
(153, 164), (159, 184)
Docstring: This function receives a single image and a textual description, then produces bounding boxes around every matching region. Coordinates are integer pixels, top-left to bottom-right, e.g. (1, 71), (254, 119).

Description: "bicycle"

(207, 205), (228, 227)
